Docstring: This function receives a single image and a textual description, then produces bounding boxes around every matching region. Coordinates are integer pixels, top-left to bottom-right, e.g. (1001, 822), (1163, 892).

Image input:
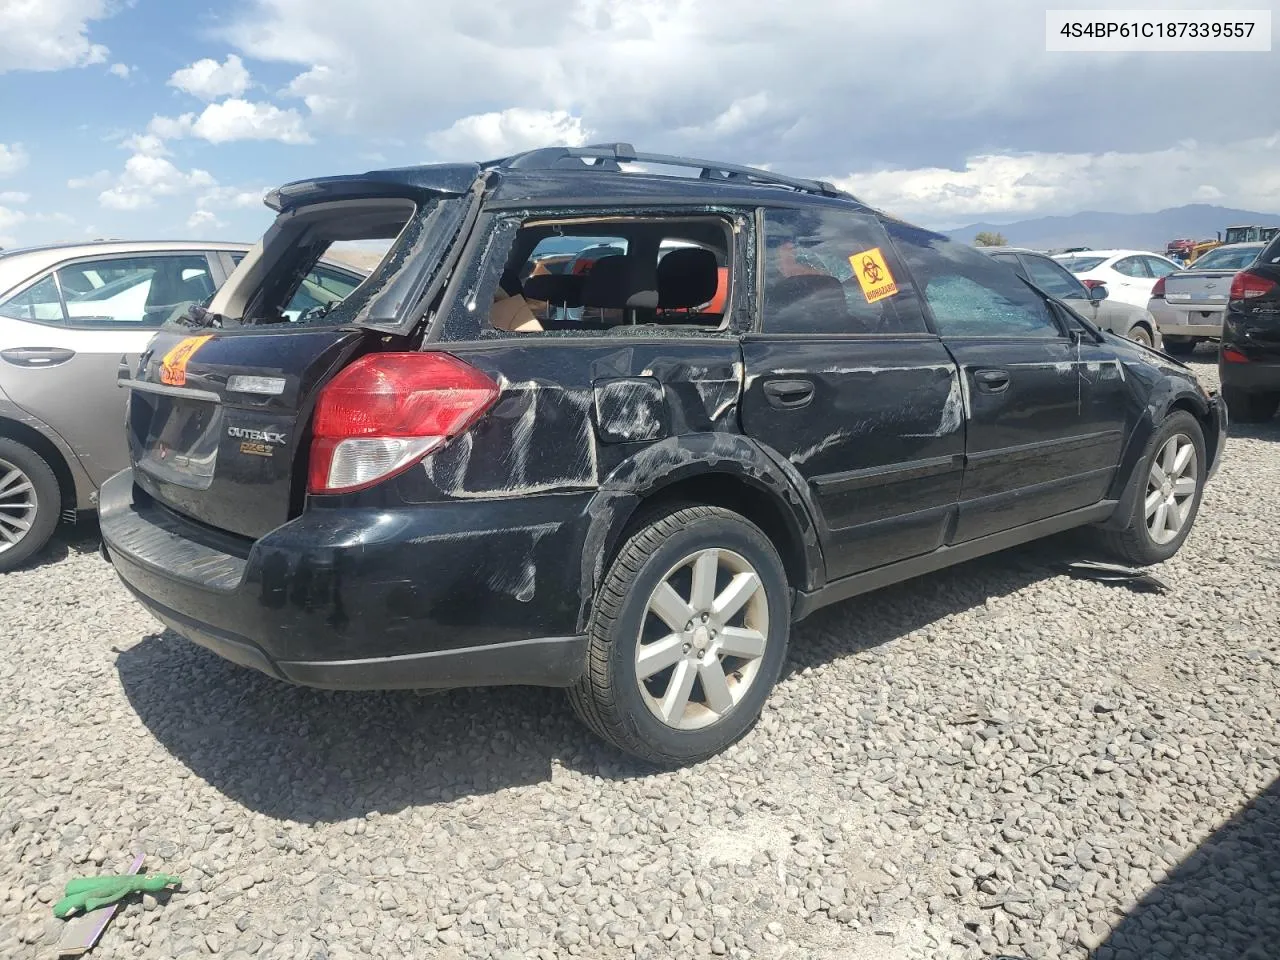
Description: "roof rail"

(496, 143), (851, 199)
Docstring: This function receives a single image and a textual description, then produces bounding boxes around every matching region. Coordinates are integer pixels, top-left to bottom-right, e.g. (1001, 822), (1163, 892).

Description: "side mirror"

(1087, 283), (1109, 301)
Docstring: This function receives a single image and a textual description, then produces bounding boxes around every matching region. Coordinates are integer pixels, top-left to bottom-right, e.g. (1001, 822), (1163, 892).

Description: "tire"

(1099, 410), (1205, 566)
(0, 438), (61, 573)
(1126, 324), (1153, 348)
(1223, 388), (1279, 424)
(568, 505), (790, 766)
(1163, 337), (1197, 356)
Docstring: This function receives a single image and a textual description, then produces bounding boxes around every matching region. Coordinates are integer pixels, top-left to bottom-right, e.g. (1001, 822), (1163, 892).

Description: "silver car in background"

(1148, 242), (1266, 355)
(0, 240), (364, 570)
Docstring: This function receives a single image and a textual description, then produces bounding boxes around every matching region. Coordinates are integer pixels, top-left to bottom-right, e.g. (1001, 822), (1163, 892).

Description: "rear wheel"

(1127, 324), (1154, 348)
(0, 439), (61, 573)
(1223, 388), (1279, 424)
(1099, 411), (1205, 566)
(1163, 337), (1197, 356)
(568, 505), (790, 765)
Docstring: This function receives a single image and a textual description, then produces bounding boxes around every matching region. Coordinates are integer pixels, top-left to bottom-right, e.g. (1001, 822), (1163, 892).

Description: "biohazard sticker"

(159, 335), (213, 386)
(850, 248), (899, 304)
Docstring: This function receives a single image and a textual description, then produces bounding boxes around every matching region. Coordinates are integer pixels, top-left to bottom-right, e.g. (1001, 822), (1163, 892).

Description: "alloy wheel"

(0, 458), (38, 555)
(634, 547), (770, 730)
(1145, 434), (1198, 545)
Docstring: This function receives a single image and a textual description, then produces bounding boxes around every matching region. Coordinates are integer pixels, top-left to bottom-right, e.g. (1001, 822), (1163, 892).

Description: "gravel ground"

(2, 351), (1278, 960)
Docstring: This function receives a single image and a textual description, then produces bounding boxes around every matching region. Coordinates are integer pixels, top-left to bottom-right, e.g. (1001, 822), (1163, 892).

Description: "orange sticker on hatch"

(159, 335), (213, 386)
(850, 247), (899, 304)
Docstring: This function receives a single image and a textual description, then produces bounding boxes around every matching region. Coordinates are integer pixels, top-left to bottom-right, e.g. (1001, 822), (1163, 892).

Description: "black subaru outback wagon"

(100, 145), (1226, 764)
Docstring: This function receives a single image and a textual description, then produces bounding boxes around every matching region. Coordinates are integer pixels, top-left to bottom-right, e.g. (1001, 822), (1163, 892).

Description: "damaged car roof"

(268, 143), (872, 215)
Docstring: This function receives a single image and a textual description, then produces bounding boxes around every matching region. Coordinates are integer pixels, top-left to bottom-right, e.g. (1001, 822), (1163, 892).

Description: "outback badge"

(228, 425), (287, 457)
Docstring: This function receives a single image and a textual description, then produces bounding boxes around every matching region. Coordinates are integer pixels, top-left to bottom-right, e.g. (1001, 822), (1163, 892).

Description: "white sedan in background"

(1052, 249), (1183, 309)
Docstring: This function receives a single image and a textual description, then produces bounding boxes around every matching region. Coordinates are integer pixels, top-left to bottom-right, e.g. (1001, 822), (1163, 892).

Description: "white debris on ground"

(1, 352), (1277, 960)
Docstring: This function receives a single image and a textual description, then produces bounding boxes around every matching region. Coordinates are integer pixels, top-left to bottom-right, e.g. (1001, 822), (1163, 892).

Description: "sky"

(0, 0), (1277, 248)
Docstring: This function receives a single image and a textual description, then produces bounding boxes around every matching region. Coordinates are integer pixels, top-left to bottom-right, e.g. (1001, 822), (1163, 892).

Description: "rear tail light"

(1150, 276), (1166, 299)
(1221, 347), (1250, 364)
(1081, 279), (1105, 290)
(1229, 270), (1277, 301)
(308, 352), (499, 494)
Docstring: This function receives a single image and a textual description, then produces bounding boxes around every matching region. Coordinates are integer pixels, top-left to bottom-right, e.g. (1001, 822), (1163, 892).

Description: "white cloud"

(427, 108), (588, 160)
(98, 154), (217, 211)
(0, 205), (26, 247)
(216, 0), (1277, 220)
(680, 93), (773, 139)
(190, 99), (310, 144)
(0, 0), (111, 73)
(198, 185), (268, 210)
(137, 101), (307, 147)
(0, 191), (30, 204)
(121, 132), (170, 157)
(0, 143), (28, 177)
(831, 133), (1280, 223)
(146, 113), (196, 140)
(68, 169), (112, 189)
(169, 54), (251, 100)
(187, 209), (224, 232)
(108, 62), (130, 78)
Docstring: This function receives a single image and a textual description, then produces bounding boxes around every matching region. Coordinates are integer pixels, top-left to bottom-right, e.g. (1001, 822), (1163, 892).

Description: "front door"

(739, 206), (964, 580)
(886, 223), (1124, 541)
(0, 252), (218, 485)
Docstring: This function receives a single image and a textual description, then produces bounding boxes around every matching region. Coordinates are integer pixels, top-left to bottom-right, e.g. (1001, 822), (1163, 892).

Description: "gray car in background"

(983, 247), (1163, 348)
(1148, 242), (1266, 355)
(0, 240), (365, 570)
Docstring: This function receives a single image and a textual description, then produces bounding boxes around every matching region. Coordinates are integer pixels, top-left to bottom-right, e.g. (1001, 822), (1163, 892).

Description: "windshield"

(1057, 255), (1107, 272)
(1192, 246), (1263, 271)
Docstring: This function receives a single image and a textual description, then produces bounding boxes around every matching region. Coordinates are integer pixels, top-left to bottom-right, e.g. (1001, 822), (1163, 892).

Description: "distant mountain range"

(936, 204), (1280, 252)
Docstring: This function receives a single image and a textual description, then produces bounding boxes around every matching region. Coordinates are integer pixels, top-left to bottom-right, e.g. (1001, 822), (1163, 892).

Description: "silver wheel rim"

(1131, 327), (1151, 346)
(634, 547), (769, 730)
(1145, 434), (1198, 545)
(0, 457), (38, 555)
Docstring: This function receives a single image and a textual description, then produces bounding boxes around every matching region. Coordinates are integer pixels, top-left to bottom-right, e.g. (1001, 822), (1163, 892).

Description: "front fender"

(1107, 350), (1223, 504)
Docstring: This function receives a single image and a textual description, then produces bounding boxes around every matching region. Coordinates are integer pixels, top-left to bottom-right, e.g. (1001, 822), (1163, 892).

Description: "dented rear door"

(741, 207), (964, 580)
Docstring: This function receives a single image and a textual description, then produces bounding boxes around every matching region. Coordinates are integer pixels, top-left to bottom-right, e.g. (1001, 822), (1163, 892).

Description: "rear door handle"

(974, 369), (1010, 393)
(0, 347), (76, 368)
(763, 378), (815, 409)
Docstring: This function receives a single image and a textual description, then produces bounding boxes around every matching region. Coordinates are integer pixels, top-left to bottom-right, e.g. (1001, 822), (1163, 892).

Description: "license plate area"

(136, 396), (223, 490)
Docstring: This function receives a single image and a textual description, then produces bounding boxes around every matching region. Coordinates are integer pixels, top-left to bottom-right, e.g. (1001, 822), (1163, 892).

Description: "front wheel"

(1099, 411), (1205, 566)
(568, 505), (790, 765)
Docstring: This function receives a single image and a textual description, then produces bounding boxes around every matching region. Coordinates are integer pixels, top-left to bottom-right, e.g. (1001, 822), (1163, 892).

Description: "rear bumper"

(1149, 301), (1223, 338)
(1219, 357), (1280, 394)
(99, 470), (590, 690)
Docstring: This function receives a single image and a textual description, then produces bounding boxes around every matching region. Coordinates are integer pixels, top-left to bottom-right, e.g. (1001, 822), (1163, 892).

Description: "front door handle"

(0, 347), (76, 368)
(763, 378), (815, 409)
(974, 369), (1010, 393)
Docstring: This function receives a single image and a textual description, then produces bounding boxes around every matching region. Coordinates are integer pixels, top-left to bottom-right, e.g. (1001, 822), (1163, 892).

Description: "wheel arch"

(1102, 386), (1217, 529)
(0, 415), (79, 516)
(577, 434), (826, 631)
(1167, 394), (1220, 474)
(1127, 317), (1155, 343)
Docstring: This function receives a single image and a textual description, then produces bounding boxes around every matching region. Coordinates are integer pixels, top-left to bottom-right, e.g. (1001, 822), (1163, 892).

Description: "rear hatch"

(120, 164), (481, 539)
(125, 327), (365, 538)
